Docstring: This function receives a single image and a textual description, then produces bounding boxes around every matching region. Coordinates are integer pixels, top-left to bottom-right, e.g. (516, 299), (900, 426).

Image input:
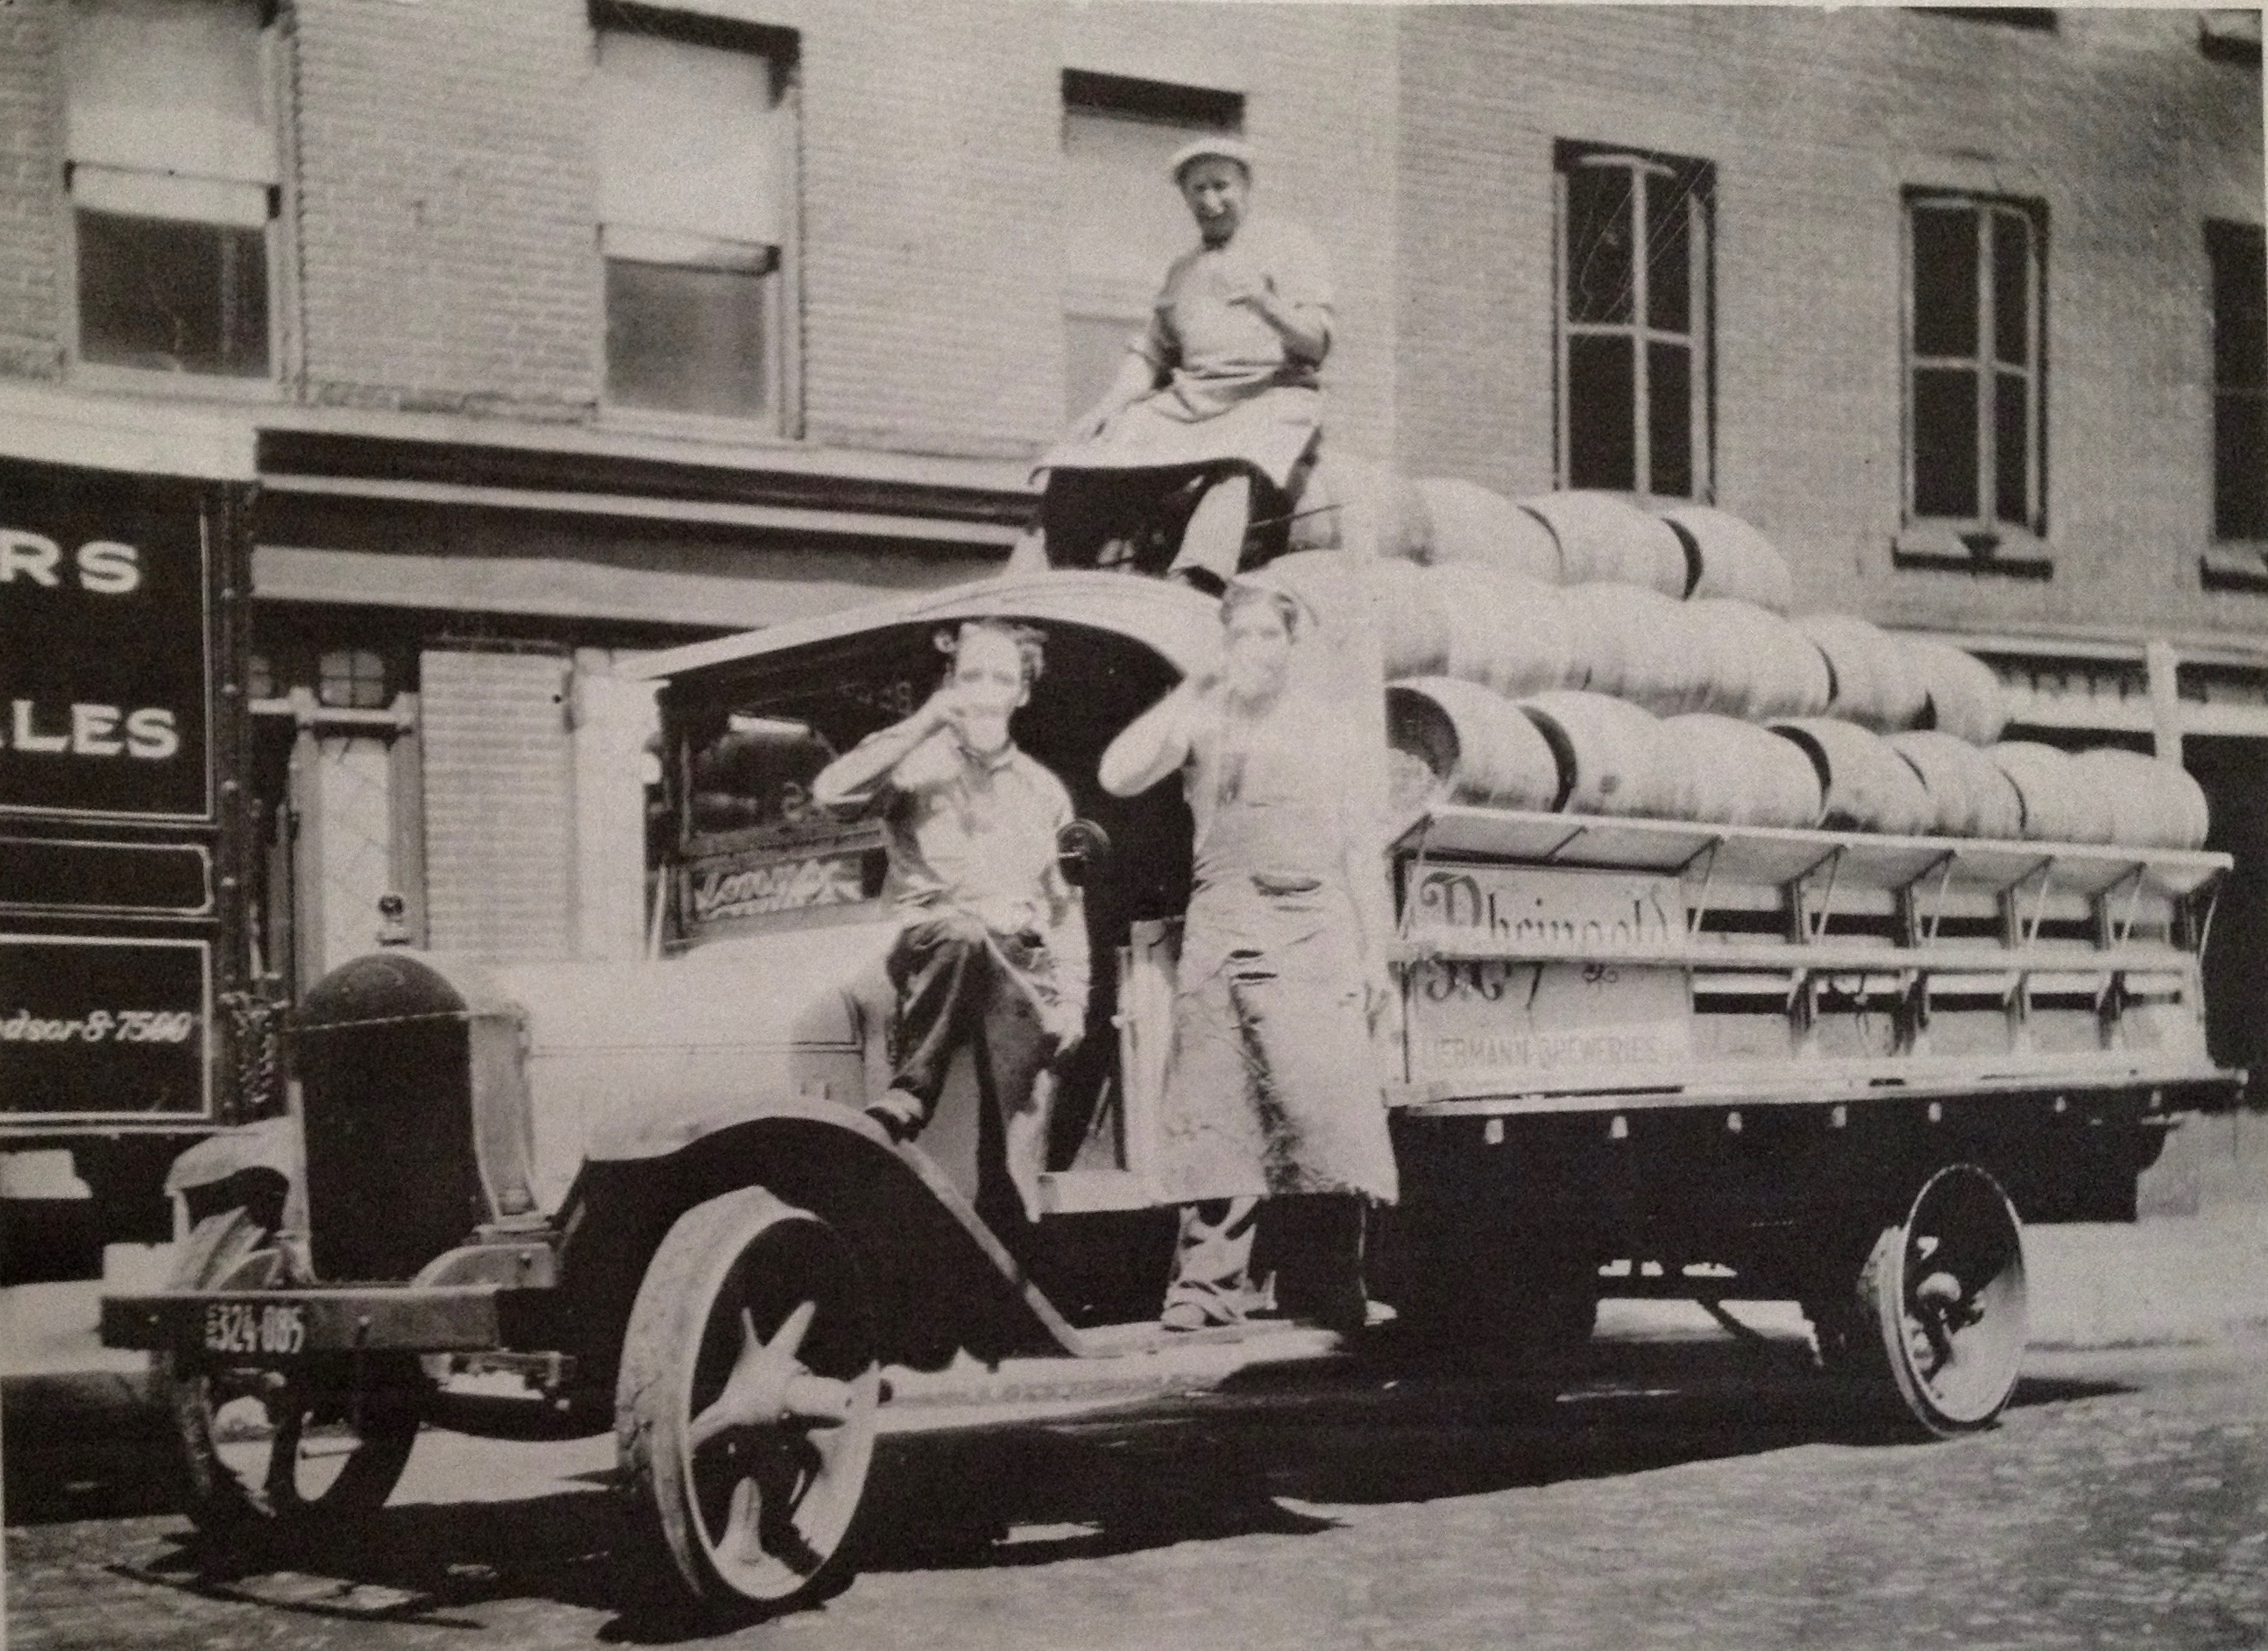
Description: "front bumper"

(100, 1284), (552, 1357)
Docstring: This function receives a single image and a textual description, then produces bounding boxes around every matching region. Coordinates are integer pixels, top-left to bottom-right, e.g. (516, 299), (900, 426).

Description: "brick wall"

(0, 0), (63, 379)
(190, 0), (1407, 457)
(419, 648), (577, 960)
(1395, 5), (2264, 644)
(289, 0), (599, 417)
(702, 0), (1402, 462)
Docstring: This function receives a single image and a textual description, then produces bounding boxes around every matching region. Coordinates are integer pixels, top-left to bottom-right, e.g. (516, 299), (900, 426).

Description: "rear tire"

(158, 1209), (422, 1533)
(616, 1187), (882, 1617)
(1806, 1165), (2027, 1436)
(1860, 1164), (2028, 1435)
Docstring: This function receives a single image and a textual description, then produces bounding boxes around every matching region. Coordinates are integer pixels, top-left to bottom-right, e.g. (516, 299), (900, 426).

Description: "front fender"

(163, 1113), (300, 1201)
(566, 1098), (1082, 1367)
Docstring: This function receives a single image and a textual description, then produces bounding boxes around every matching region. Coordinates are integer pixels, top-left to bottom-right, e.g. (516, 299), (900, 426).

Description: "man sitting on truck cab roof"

(810, 620), (1089, 1225)
(1033, 135), (1334, 592)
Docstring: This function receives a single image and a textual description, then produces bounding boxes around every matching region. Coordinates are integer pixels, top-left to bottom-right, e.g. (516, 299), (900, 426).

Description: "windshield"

(688, 715), (841, 841)
(661, 619), (1196, 943)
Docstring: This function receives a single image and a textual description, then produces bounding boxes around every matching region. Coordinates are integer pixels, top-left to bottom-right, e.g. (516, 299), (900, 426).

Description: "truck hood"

(479, 921), (897, 1209)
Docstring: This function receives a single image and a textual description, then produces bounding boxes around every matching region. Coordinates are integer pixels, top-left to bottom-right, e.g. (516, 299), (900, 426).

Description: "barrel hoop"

(1515, 704), (1580, 813)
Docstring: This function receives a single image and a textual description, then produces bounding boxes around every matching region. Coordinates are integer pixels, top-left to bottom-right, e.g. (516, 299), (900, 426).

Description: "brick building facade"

(0, 2), (2259, 1273)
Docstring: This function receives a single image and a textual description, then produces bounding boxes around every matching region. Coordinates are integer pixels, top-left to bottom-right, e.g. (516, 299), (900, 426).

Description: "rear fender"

(563, 1098), (1073, 1374)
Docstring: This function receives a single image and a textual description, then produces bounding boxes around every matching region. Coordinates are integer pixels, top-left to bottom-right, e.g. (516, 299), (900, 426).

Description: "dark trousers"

(1166, 1192), (1370, 1334)
(875, 913), (1060, 1232)
(878, 912), (1052, 1125)
(1040, 464), (1291, 580)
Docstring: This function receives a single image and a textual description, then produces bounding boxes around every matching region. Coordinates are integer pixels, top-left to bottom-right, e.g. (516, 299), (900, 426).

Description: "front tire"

(157, 1209), (422, 1533)
(616, 1187), (882, 1615)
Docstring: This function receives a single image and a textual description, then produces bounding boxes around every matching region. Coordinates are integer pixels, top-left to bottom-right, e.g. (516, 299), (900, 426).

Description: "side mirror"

(1056, 818), (1112, 888)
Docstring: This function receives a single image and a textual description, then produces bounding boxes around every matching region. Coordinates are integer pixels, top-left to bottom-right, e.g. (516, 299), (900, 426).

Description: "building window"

(62, 0), (278, 378)
(317, 648), (390, 711)
(1556, 144), (1713, 501)
(2210, 221), (2266, 543)
(1060, 71), (1244, 422)
(1903, 193), (2046, 552)
(593, 9), (797, 426)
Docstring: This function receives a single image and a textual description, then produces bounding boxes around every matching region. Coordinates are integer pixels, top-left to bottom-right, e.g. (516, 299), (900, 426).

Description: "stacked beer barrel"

(1373, 484), (2208, 849)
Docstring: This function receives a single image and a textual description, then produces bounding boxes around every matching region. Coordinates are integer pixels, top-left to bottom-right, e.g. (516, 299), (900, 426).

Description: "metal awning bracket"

(1679, 835), (1725, 938)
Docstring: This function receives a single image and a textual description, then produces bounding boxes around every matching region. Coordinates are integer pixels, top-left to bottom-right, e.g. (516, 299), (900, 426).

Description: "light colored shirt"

(826, 729), (1088, 1003)
(1134, 216), (1335, 406)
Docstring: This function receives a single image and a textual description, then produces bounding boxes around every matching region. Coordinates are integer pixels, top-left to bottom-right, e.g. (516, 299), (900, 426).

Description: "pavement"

(7, 1111), (2266, 1452)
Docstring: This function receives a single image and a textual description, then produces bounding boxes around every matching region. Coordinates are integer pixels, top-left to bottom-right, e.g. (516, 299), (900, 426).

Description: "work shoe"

(864, 1091), (925, 1144)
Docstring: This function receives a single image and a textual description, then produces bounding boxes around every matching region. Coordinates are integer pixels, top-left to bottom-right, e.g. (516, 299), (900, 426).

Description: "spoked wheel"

(1853, 1163), (2029, 1436)
(158, 1209), (422, 1532)
(617, 1188), (882, 1616)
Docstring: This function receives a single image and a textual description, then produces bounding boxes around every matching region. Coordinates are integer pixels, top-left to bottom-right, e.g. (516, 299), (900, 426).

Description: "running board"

(880, 1319), (1350, 1430)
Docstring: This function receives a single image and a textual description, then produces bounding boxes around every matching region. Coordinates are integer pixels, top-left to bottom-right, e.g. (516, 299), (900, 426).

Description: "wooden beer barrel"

(1415, 478), (1562, 580)
(1371, 556), (1451, 679)
(1429, 564), (1576, 697)
(1770, 718), (1936, 835)
(1668, 713), (1825, 828)
(1517, 491), (1689, 596)
(1797, 614), (1930, 733)
(1657, 505), (1795, 613)
(1989, 741), (2118, 845)
(1558, 584), (1710, 713)
(1389, 677), (1568, 811)
(1685, 599), (1836, 721)
(1910, 639), (2008, 746)
(1297, 456), (1433, 560)
(1520, 690), (1675, 818)
(1888, 730), (2025, 840)
(2069, 748), (2211, 850)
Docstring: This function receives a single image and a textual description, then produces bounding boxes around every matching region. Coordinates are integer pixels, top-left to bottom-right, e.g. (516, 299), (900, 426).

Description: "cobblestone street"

(11, 1317), (2267, 1651)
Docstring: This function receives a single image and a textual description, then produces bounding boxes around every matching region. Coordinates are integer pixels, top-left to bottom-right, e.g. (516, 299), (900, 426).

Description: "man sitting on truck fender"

(810, 620), (1089, 1226)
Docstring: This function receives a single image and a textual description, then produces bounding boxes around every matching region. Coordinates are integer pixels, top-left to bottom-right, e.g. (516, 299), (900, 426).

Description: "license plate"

(202, 1300), (307, 1357)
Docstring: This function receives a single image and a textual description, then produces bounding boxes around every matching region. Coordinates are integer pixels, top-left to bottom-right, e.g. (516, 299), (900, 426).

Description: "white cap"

(1168, 134), (1256, 181)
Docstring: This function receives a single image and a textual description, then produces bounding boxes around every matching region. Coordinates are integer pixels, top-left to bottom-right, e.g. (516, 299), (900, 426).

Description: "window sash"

(64, 0), (277, 188)
(595, 29), (788, 252)
(70, 163), (269, 229)
(1060, 104), (1227, 321)
(1906, 195), (2042, 532)
(1556, 152), (1711, 501)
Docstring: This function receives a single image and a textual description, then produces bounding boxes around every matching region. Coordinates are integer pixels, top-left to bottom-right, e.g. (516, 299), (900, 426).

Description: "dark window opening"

(2210, 220), (2267, 542)
(1912, 8), (2058, 29)
(1060, 70), (1243, 130)
(1905, 192), (2045, 541)
(74, 209), (268, 377)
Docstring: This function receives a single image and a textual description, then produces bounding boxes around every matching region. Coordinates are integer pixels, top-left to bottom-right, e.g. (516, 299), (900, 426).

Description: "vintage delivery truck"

(102, 551), (2242, 1616)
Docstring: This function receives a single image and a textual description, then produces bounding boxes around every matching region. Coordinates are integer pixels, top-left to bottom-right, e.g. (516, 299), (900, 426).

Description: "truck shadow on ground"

(64, 1335), (2132, 1645)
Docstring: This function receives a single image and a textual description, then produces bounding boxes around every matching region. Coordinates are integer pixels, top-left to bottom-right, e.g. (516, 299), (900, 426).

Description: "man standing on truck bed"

(811, 620), (1088, 1227)
(1100, 573), (1398, 1336)
(1036, 135), (1335, 591)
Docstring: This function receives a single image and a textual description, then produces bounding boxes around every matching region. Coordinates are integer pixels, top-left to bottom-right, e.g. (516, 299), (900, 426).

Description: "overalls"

(1156, 709), (1398, 1326)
